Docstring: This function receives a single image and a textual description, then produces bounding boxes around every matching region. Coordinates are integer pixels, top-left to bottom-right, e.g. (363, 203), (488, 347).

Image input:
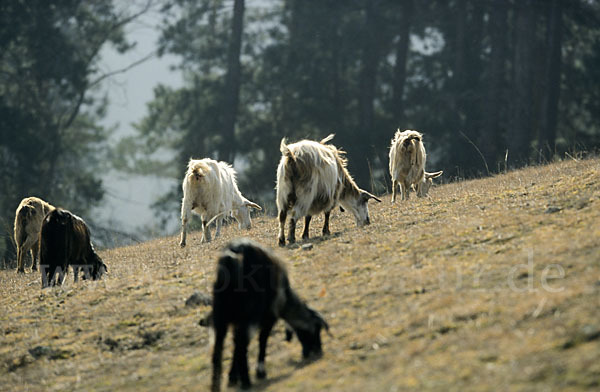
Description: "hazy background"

(95, 10), (181, 236)
(2, 0), (599, 262)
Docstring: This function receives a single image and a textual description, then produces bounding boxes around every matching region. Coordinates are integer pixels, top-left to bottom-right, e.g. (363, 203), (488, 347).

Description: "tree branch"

(90, 51), (157, 88)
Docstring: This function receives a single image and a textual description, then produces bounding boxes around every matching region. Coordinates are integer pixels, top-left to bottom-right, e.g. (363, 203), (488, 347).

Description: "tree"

(539, 0), (564, 157)
(508, 0), (537, 165)
(479, 0), (509, 171)
(0, 0), (153, 264)
(220, 0), (245, 164)
(392, 0), (415, 124)
(119, 0), (600, 234)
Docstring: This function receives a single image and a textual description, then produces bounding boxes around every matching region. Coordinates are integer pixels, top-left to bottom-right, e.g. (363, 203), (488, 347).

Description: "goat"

(209, 238), (329, 391)
(416, 171), (444, 198)
(14, 196), (55, 273)
(179, 158), (261, 247)
(276, 134), (381, 246)
(39, 209), (107, 288)
(389, 129), (443, 202)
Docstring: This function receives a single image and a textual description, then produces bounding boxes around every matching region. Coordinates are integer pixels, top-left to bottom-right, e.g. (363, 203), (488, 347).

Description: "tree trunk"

(454, 0), (467, 95)
(463, 0), (485, 172)
(392, 0), (414, 125)
(539, 0), (563, 158)
(220, 0), (245, 163)
(479, 0), (509, 170)
(508, 0), (536, 165)
(353, 0), (383, 183)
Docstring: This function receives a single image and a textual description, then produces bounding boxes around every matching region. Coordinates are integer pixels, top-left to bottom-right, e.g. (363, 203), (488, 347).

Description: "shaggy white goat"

(276, 134), (381, 246)
(389, 129), (442, 202)
(14, 196), (55, 273)
(179, 158), (261, 247)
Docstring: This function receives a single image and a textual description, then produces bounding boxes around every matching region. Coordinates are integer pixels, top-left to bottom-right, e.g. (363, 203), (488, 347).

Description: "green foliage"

(122, 0), (600, 223)
(0, 0), (148, 262)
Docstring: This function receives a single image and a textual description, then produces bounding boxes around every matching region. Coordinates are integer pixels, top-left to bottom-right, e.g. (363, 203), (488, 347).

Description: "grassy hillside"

(1, 158), (599, 391)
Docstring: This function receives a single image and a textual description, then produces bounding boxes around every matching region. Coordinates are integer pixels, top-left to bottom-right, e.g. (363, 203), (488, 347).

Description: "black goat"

(39, 209), (107, 288)
(209, 238), (329, 391)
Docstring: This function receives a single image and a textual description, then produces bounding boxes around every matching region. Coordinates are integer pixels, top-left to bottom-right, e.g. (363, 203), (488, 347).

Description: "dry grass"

(1, 158), (599, 391)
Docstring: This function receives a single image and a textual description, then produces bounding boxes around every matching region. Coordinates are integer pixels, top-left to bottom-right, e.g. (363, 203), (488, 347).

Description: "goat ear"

(199, 311), (213, 327)
(310, 308), (331, 336)
(244, 200), (262, 210)
(362, 191), (382, 203)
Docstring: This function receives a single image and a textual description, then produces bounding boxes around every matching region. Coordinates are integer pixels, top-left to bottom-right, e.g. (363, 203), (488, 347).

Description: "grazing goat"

(389, 129), (443, 202)
(179, 158), (261, 247)
(39, 209), (107, 288)
(276, 134), (381, 246)
(417, 171), (444, 198)
(14, 196), (55, 273)
(210, 238), (329, 391)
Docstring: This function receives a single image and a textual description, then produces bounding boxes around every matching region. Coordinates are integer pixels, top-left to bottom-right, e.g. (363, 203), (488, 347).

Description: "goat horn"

(424, 170), (443, 179)
(244, 200), (262, 210)
(364, 191), (382, 203)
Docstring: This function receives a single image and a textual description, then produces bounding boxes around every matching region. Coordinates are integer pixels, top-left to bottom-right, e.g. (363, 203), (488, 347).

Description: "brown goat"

(39, 209), (107, 288)
(14, 197), (55, 273)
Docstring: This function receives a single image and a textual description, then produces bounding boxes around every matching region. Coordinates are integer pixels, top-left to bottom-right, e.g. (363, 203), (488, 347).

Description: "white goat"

(389, 129), (442, 202)
(14, 196), (55, 273)
(179, 158), (261, 247)
(416, 171), (444, 198)
(276, 134), (381, 246)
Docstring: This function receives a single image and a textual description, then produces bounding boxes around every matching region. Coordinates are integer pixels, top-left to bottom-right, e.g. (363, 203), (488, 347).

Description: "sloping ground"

(1, 158), (599, 391)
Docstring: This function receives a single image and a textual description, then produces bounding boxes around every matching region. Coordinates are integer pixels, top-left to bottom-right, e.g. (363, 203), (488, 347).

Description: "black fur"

(39, 209), (107, 288)
(210, 238), (328, 391)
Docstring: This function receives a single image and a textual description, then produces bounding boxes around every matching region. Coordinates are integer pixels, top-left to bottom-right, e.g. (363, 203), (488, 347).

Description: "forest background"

(1, 0), (599, 262)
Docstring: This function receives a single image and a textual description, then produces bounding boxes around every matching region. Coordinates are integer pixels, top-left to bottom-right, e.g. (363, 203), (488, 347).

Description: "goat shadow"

(251, 357), (321, 391)
(285, 231), (344, 249)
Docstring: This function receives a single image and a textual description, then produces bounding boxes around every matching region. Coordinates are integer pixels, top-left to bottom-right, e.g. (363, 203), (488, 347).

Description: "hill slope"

(1, 158), (599, 391)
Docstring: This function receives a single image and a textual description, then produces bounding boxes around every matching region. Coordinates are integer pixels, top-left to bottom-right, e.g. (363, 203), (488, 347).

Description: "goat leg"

(211, 326), (227, 392)
(256, 319), (276, 379)
(233, 325), (251, 389)
(287, 217), (297, 244)
(278, 210), (287, 247)
(322, 211), (331, 236)
(301, 216), (311, 240)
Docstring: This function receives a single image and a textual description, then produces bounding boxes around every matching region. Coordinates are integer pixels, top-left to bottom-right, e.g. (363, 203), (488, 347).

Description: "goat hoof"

(179, 241), (186, 248)
(240, 381), (252, 390)
(227, 377), (238, 387)
(17, 268), (25, 274)
(278, 238), (285, 247)
(256, 369), (267, 379)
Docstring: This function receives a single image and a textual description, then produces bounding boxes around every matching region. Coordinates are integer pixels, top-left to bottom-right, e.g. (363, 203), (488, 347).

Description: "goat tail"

(15, 205), (34, 245)
(320, 133), (335, 145)
(280, 138), (294, 160)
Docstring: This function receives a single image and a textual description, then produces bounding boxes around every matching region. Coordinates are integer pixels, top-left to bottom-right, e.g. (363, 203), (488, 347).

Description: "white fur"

(389, 129), (442, 202)
(178, 158), (261, 247)
(416, 171), (444, 198)
(14, 196), (55, 272)
(276, 134), (380, 246)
